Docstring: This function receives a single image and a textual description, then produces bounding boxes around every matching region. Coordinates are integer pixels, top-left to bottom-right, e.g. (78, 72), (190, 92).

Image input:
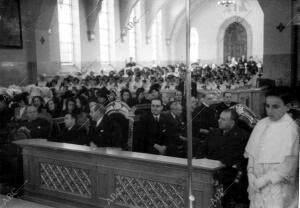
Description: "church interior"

(0, 0), (299, 208)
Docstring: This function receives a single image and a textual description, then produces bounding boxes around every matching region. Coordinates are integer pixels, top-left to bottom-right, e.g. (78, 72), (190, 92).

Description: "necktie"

(153, 116), (160, 142)
(155, 117), (160, 133)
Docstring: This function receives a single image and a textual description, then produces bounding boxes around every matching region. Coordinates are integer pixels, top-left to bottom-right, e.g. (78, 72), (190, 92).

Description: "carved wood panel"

(114, 175), (185, 208)
(39, 162), (92, 197)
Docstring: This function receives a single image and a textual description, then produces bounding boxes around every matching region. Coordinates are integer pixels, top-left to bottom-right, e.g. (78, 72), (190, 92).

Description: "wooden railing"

(15, 139), (223, 208)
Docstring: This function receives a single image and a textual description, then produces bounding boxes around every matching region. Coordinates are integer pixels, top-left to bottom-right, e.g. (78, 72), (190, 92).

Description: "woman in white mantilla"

(244, 87), (299, 208)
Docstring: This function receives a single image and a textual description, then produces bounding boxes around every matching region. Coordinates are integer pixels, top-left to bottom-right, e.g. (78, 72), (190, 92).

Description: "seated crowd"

(2, 60), (299, 207)
(0, 60), (264, 153)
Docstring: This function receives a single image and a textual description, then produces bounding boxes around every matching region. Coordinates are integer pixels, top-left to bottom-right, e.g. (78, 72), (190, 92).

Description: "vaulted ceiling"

(119, 0), (202, 40)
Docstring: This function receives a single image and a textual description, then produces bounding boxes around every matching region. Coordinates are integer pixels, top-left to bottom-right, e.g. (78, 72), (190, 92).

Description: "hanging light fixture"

(217, 0), (236, 7)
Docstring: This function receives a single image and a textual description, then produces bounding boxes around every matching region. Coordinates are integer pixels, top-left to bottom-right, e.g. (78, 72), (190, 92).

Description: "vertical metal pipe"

(185, 0), (193, 208)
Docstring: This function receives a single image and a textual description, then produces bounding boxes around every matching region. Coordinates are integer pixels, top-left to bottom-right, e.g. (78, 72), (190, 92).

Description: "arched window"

(223, 22), (247, 62)
(128, 1), (141, 61)
(99, 0), (115, 64)
(151, 10), (162, 63)
(58, 0), (80, 65)
(190, 27), (199, 63)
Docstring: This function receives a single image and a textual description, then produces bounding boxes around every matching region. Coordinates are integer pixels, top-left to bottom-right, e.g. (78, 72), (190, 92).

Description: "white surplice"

(245, 114), (299, 208)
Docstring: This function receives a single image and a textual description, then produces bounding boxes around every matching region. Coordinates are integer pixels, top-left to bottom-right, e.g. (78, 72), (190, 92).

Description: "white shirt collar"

(96, 116), (104, 127)
(170, 112), (176, 119)
(20, 107), (26, 116)
(153, 114), (160, 121)
(68, 124), (75, 131)
(202, 102), (209, 108)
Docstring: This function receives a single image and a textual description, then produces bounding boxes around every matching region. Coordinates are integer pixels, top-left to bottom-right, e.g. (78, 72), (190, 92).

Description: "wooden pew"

(15, 139), (222, 208)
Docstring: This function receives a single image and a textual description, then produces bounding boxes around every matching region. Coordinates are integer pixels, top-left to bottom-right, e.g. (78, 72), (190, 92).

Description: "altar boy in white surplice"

(244, 87), (299, 208)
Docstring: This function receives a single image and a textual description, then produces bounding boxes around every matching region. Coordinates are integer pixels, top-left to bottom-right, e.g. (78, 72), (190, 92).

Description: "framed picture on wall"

(0, 0), (22, 49)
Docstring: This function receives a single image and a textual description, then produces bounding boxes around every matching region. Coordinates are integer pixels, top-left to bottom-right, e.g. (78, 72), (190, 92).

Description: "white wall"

(114, 0), (169, 68)
(36, 1), (60, 75)
(171, 0), (264, 64)
(135, 0), (154, 66)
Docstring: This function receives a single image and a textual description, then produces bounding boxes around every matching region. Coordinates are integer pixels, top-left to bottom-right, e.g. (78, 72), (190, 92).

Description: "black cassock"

(213, 101), (237, 117)
(138, 113), (168, 155)
(192, 104), (218, 140)
(88, 115), (126, 149)
(197, 125), (250, 206)
(198, 125), (249, 165)
(164, 112), (185, 157)
(23, 118), (50, 139)
(59, 125), (88, 145)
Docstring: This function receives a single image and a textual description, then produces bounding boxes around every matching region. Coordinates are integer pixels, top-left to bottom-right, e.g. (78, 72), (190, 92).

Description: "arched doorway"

(223, 22), (247, 62)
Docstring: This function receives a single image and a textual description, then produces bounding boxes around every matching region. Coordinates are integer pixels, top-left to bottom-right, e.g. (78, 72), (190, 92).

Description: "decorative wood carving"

(114, 175), (185, 208)
(15, 139), (222, 208)
(40, 162), (92, 197)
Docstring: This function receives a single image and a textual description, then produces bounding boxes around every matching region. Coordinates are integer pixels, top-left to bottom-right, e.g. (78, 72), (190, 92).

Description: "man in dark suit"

(17, 106), (50, 139)
(57, 113), (87, 145)
(89, 104), (124, 149)
(197, 109), (250, 208)
(247, 56), (258, 75)
(192, 93), (218, 141)
(237, 55), (247, 75)
(214, 92), (237, 117)
(0, 95), (12, 131)
(197, 109), (249, 163)
(164, 101), (185, 157)
(139, 98), (168, 155)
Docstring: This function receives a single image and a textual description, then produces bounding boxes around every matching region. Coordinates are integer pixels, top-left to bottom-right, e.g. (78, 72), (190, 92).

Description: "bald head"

(170, 101), (182, 117)
(201, 93), (216, 106)
(26, 106), (38, 121)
